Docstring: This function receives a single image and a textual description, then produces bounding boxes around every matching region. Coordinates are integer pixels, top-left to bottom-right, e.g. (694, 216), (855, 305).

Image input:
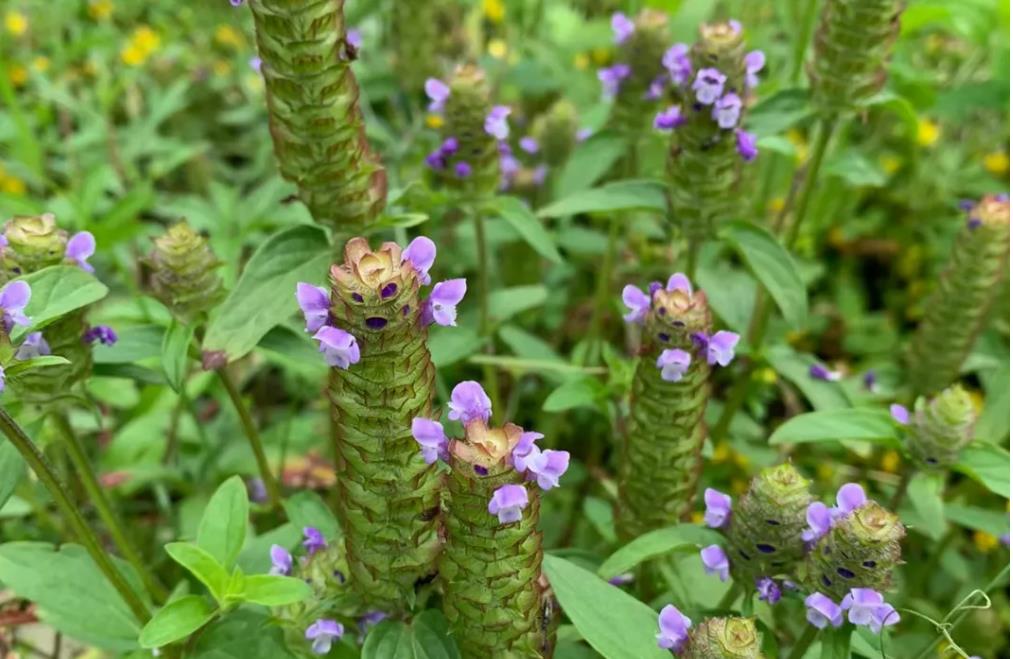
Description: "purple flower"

(249, 56), (262, 72)
(0, 365), (6, 394)
(303, 527), (326, 555)
(744, 50), (765, 89)
(346, 28), (362, 49)
(653, 105), (685, 131)
(305, 619), (344, 655)
(485, 106), (511, 140)
(728, 19), (742, 34)
(700, 330), (740, 367)
(840, 588), (900, 633)
(425, 78), (450, 112)
(423, 278), (466, 327)
(411, 417), (449, 464)
(247, 477), (268, 503)
(692, 68), (726, 105)
(621, 284), (651, 324)
(958, 199), (976, 212)
(66, 231), (95, 273)
(296, 283), (330, 333)
(805, 592), (843, 629)
(802, 501), (832, 544)
(704, 488), (732, 528)
(0, 280), (31, 332)
(312, 326), (360, 369)
(889, 403), (909, 425)
(656, 348), (692, 383)
(608, 573), (634, 586)
(712, 92), (742, 129)
(425, 151), (446, 170)
(512, 430), (542, 472)
(598, 64), (631, 99)
(809, 363), (841, 381)
(448, 380), (492, 424)
(532, 164), (549, 186)
(662, 43), (692, 85)
(611, 12), (635, 44)
(863, 369), (877, 391)
(84, 325), (118, 346)
(519, 136), (539, 154)
(700, 544), (729, 581)
(656, 604), (692, 651)
(666, 272), (692, 295)
(644, 76), (666, 100)
(454, 161), (472, 178)
(488, 483), (528, 524)
(357, 611), (387, 637)
(229, 0), (244, 6)
(269, 544), (292, 576)
(521, 446), (570, 490)
(15, 332), (50, 360)
(575, 127), (592, 142)
(835, 483), (866, 516)
(756, 577), (782, 604)
(735, 129), (758, 161)
(403, 236), (437, 285)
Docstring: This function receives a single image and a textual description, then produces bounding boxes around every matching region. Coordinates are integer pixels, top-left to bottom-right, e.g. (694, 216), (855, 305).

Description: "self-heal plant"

(602, 9), (670, 137)
(656, 603), (764, 657)
(894, 384), (976, 468)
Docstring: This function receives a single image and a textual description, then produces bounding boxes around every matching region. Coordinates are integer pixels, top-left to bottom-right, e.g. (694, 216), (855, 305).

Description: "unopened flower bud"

(147, 222), (224, 323)
(905, 385), (976, 468)
(681, 616), (763, 658)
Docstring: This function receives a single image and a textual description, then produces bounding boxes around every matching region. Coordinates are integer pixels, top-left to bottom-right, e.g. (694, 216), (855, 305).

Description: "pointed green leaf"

(769, 408), (902, 447)
(362, 609), (460, 659)
(720, 222), (807, 330)
(239, 574), (312, 607)
(13, 265), (109, 339)
(538, 180), (667, 218)
(161, 320), (194, 393)
(955, 443), (1010, 498)
(139, 595), (216, 649)
(196, 476), (249, 570)
(165, 542), (229, 600)
(489, 196), (563, 264)
(597, 525), (723, 580)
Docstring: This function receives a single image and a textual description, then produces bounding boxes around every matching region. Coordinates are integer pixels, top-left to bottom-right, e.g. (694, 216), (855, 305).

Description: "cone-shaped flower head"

(605, 9), (670, 136)
(680, 616), (763, 659)
(692, 21), (746, 93)
(2, 214), (68, 276)
(147, 222), (224, 323)
(903, 385), (976, 468)
(531, 99), (580, 167)
(433, 65), (502, 197)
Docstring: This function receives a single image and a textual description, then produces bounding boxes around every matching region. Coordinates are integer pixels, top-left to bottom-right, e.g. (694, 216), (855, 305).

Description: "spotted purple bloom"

(423, 278), (466, 327)
(692, 68), (726, 105)
(402, 236), (436, 286)
(82, 324), (117, 346)
(621, 284), (651, 324)
(488, 483), (528, 524)
(662, 43), (692, 85)
(712, 92), (742, 129)
(485, 106), (511, 140)
(66, 231), (95, 273)
(802, 501), (832, 544)
(744, 50), (765, 89)
(805, 592), (843, 629)
(656, 604), (692, 651)
(305, 619), (344, 655)
(656, 348), (692, 383)
(611, 12), (635, 44)
(809, 363), (842, 381)
(700, 544), (729, 581)
(296, 283), (330, 333)
(519, 136), (539, 154)
(454, 161), (473, 178)
(0, 281), (31, 333)
(704, 488), (732, 528)
(15, 332), (50, 360)
(521, 446), (570, 490)
(598, 64), (631, 99)
(269, 544), (292, 576)
(890, 403), (910, 425)
(411, 417), (449, 464)
(346, 28), (362, 49)
(841, 588), (900, 633)
(448, 380), (492, 424)
(735, 129), (758, 161)
(653, 105), (685, 131)
(757, 577), (782, 604)
(700, 330), (740, 367)
(424, 78), (450, 112)
(302, 527), (327, 555)
(312, 326), (360, 369)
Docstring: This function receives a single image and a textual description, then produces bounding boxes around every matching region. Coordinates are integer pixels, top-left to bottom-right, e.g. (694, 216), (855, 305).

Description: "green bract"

(906, 385), (977, 468)
(682, 617), (764, 659)
(439, 65), (501, 198)
(608, 10), (670, 137)
(147, 222), (224, 324)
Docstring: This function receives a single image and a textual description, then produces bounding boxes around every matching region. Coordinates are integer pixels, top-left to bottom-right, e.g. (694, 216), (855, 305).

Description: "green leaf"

(203, 225), (331, 363)
(488, 196), (563, 264)
(239, 574), (312, 606)
(161, 320), (194, 393)
(92, 325), (165, 364)
(165, 542), (230, 600)
(489, 285), (548, 322)
(543, 555), (669, 659)
(954, 443), (1011, 498)
(2, 355), (71, 378)
(139, 595), (216, 649)
(823, 150), (887, 188)
(282, 491), (341, 542)
(14, 265), (109, 338)
(720, 222), (807, 330)
(744, 88), (813, 137)
(429, 325), (484, 367)
(0, 439), (24, 510)
(767, 346), (850, 411)
(361, 609), (460, 659)
(538, 179), (667, 218)
(196, 476), (249, 570)
(555, 131), (627, 198)
(190, 609), (298, 659)
(543, 377), (603, 412)
(769, 408), (902, 447)
(944, 504), (1010, 537)
(597, 525), (723, 580)
(905, 472), (947, 540)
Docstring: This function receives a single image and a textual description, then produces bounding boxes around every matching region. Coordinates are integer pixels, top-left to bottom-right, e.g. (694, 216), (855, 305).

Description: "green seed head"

(532, 99), (579, 167)
(682, 617), (764, 659)
(2, 214), (67, 277)
(147, 222), (224, 323)
(906, 385), (976, 468)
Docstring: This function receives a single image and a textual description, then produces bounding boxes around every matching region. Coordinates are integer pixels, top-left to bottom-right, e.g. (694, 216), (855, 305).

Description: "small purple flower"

(303, 527), (327, 555)
(247, 477), (268, 503)
(448, 380), (492, 424)
(269, 544), (292, 576)
(488, 483), (528, 524)
(666, 272), (692, 295)
(835, 483), (866, 516)
(522, 446), (570, 490)
(656, 604), (692, 651)
(648, 281), (663, 296)
(863, 369), (877, 391)
(809, 363), (842, 381)
(890, 403), (910, 425)
(644, 76), (666, 100)
(621, 284), (651, 324)
(575, 127), (592, 142)
(305, 619), (344, 655)
(805, 592), (843, 629)
(840, 588), (900, 633)
(712, 92), (742, 129)
(700, 330), (740, 367)
(249, 56), (262, 72)
(454, 161), (473, 178)
(967, 217), (983, 230)
(0, 365), (6, 394)
(512, 430), (542, 473)
(312, 326), (360, 369)
(756, 577), (782, 604)
(653, 105), (685, 131)
(296, 283), (330, 333)
(656, 348), (692, 382)
(425, 151), (446, 170)
(608, 573), (634, 586)
(357, 611), (387, 637)
(744, 50), (765, 89)
(229, 0), (244, 6)
(728, 19), (742, 34)
(704, 488), (732, 528)
(735, 129), (758, 161)
(83, 325), (117, 346)
(346, 28), (362, 49)
(0, 280), (31, 332)
(598, 64), (631, 99)
(15, 332), (50, 360)
(1000, 533), (1010, 547)
(692, 68), (726, 105)
(662, 43), (692, 85)
(66, 231), (96, 273)
(403, 236), (437, 285)
(700, 544), (729, 581)
(423, 278), (466, 327)
(411, 417), (449, 464)
(519, 136), (539, 154)
(440, 136), (459, 155)
(532, 164), (549, 186)
(485, 106), (511, 140)
(611, 12), (635, 44)
(802, 501), (832, 544)
(424, 78), (450, 112)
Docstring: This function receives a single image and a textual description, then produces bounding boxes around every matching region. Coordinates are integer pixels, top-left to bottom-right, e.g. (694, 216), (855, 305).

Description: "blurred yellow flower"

(731, 478), (748, 494)
(879, 154), (901, 174)
(732, 451), (750, 469)
(967, 389), (984, 413)
(31, 56), (49, 73)
(4, 11), (27, 36)
(713, 442), (730, 462)
(916, 118), (940, 147)
(973, 530), (998, 552)
(880, 450), (900, 473)
(786, 128), (808, 162)
(0, 166), (26, 196)
(425, 114), (444, 129)
(88, 0), (114, 20)
(983, 150), (1009, 175)
(482, 0), (505, 23)
(817, 463), (834, 481)
(121, 26), (161, 67)
(214, 24), (243, 49)
(487, 38), (507, 59)
(8, 64), (27, 87)
(591, 47), (611, 65)
(213, 59), (233, 77)
(767, 196), (785, 214)
(690, 511), (704, 525)
(573, 53), (590, 71)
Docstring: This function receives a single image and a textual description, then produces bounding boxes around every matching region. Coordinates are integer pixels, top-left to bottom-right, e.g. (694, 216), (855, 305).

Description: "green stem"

(787, 625), (819, 659)
(716, 582), (741, 611)
(912, 564), (1010, 659)
(782, 117), (838, 247)
(741, 590), (754, 617)
(52, 413), (168, 603)
(0, 408), (150, 624)
(471, 204), (502, 420)
(217, 368), (282, 509)
(789, 0), (821, 86)
(889, 463), (914, 510)
(587, 214), (621, 364)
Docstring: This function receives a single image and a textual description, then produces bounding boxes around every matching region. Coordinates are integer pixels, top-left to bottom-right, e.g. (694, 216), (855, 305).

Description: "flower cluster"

(805, 588), (899, 634)
(656, 605), (762, 655)
(891, 384), (976, 468)
(424, 74), (511, 181)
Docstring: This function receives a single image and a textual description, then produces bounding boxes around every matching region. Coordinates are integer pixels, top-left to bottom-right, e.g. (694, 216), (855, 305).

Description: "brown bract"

(452, 420), (524, 469)
(331, 237), (417, 297)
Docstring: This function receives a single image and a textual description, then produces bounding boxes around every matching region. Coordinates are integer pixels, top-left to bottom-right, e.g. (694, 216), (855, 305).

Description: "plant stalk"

(787, 625), (819, 659)
(471, 204), (502, 420)
(912, 564), (1010, 659)
(216, 367), (282, 509)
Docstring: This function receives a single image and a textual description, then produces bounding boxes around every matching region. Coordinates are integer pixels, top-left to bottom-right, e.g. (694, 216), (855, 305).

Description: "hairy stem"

(217, 368), (282, 509)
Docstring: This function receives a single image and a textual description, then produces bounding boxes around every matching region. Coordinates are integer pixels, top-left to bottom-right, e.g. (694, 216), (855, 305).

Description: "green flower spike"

(326, 238), (442, 613)
(607, 10), (670, 137)
(904, 385), (976, 469)
(616, 274), (731, 540)
(531, 99), (580, 168)
(435, 64), (502, 198)
(390, 0), (445, 91)
(723, 463), (812, 585)
(808, 0), (904, 114)
(275, 540), (360, 650)
(147, 222), (224, 324)
(682, 617), (765, 659)
(248, 0), (387, 232)
(908, 194), (1011, 396)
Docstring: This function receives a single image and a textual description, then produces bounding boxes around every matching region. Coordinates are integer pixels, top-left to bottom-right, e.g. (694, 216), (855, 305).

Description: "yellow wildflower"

(916, 118), (940, 147)
(425, 114), (444, 129)
(88, 0), (113, 20)
(786, 128), (808, 162)
(0, 169), (26, 196)
(487, 38), (507, 59)
(213, 59), (233, 77)
(4, 11), (27, 37)
(573, 52), (589, 71)
(690, 511), (704, 525)
(121, 45), (144, 67)
(482, 0), (505, 23)
(983, 151), (1009, 176)
(591, 47), (611, 65)
(967, 389), (984, 414)
(879, 154), (901, 174)
(31, 56), (49, 73)
(880, 450), (900, 473)
(973, 530), (998, 552)
(767, 196), (785, 214)
(121, 26), (161, 67)
(713, 442), (730, 463)
(9, 65), (27, 87)
(758, 368), (777, 384)
(214, 24), (243, 49)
